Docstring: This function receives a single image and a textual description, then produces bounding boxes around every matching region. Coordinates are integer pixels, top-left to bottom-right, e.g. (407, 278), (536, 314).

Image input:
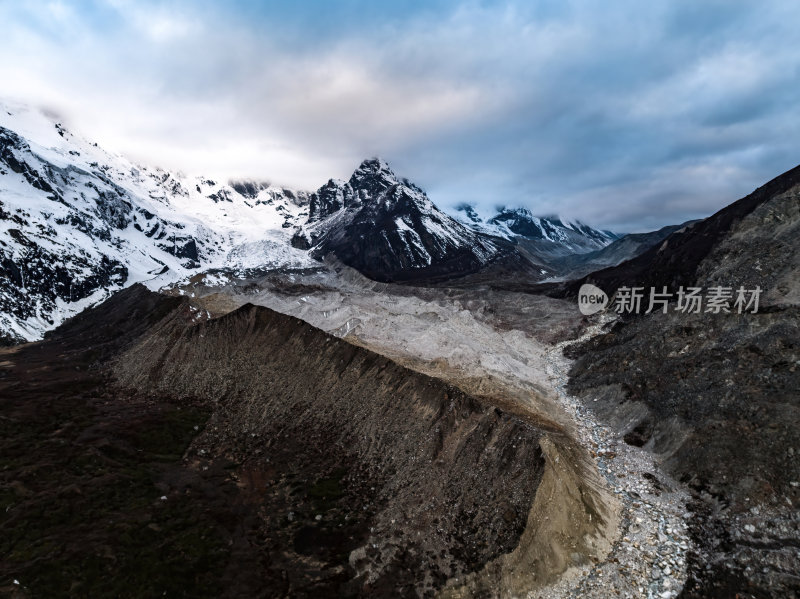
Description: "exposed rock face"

(563, 166), (800, 597)
(696, 182), (800, 308)
(292, 159), (514, 282)
(0, 125), (132, 343)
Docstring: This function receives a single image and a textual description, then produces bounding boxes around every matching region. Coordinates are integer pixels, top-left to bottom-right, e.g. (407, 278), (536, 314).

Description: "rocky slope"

(1, 284), (617, 598)
(562, 165), (800, 597)
(555, 164), (800, 302)
(116, 292), (546, 596)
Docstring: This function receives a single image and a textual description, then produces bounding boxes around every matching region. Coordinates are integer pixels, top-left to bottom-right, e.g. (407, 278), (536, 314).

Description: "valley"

(0, 102), (798, 598)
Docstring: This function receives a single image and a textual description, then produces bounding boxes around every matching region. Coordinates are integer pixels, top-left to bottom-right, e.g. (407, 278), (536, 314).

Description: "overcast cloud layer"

(1, 0), (799, 232)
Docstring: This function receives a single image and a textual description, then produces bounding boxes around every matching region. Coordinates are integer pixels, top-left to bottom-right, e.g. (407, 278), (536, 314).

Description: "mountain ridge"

(454, 204), (619, 252)
(292, 158), (507, 282)
(0, 104), (618, 342)
(552, 163), (800, 303)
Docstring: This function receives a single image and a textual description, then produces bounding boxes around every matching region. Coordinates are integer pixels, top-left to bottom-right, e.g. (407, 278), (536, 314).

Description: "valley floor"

(534, 322), (691, 599)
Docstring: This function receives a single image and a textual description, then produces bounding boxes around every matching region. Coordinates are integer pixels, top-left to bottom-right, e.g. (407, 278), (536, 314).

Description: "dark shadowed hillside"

(555, 164), (800, 302)
(564, 167), (800, 598)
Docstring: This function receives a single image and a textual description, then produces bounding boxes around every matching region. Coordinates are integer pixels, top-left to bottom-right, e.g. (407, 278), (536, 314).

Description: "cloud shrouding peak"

(1, 0), (799, 232)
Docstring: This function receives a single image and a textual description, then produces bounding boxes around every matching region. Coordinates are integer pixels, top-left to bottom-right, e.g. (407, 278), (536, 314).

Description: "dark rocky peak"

(307, 159), (414, 221)
(490, 208), (546, 238)
(348, 157), (400, 196)
(307, 178), (355, 221)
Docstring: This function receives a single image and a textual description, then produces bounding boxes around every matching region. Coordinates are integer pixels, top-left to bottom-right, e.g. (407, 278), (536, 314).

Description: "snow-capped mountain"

(455, 205), (619, 254)
(0, 103), (313, 343)
(291, 159), (506, 281)
(0, 103), (621, 343)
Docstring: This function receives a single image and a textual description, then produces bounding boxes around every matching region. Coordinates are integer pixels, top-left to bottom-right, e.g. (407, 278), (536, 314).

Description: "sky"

(1, 0), (799, 232)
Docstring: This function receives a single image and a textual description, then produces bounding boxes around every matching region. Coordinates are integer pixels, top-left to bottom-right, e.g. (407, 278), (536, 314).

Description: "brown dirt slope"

(2, 284), (570, 598)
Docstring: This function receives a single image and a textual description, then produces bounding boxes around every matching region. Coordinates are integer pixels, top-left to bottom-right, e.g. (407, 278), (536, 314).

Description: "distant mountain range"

(0, 103), (635, 343)
(455, 204), (619, 253)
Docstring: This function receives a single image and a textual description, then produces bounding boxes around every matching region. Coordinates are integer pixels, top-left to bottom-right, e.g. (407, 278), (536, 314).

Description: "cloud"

(102, 0), (201, 42)
(1, 0), (799, 231)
